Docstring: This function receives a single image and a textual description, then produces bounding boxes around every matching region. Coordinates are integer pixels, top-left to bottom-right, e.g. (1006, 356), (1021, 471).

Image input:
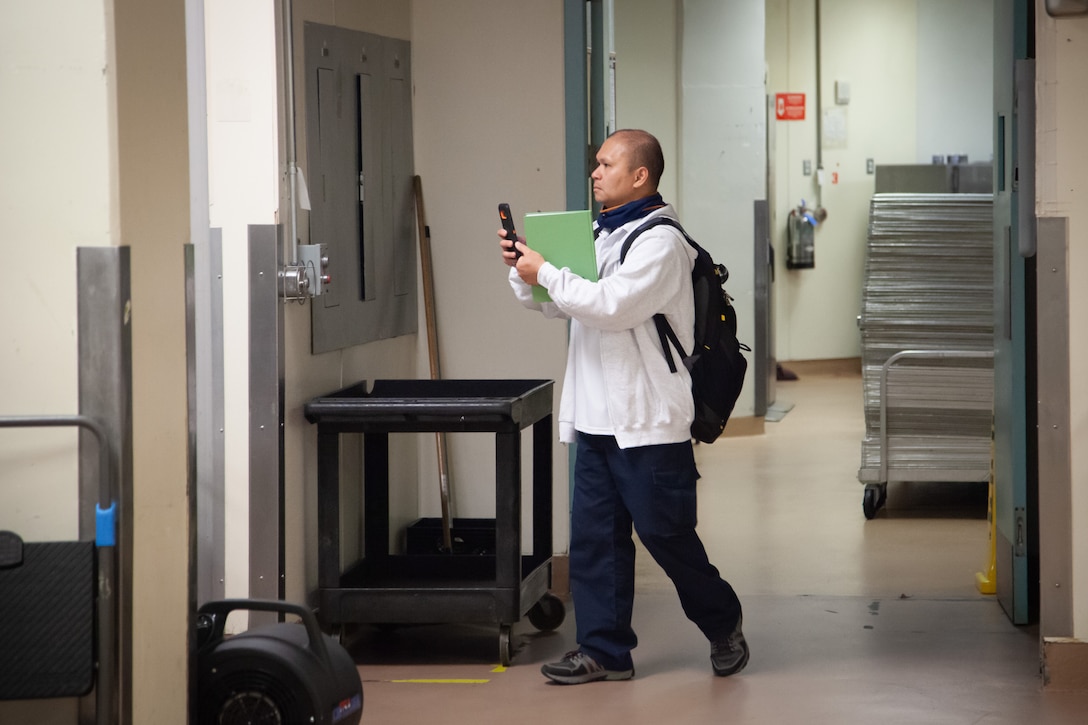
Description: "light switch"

(835, 80), (850, 105)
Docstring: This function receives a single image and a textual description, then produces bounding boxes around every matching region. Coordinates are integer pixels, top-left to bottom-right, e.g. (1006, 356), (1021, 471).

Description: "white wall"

(205, 0), (279, 603)
(614, 0), (679, 208)
(916, 0), (994, 164)
(620, 0), (932, 367)
(771, 0), (920, 362)
(762, 0), (993, 363)
(766, 0), (819, 363)
(678, 0), (766, 421)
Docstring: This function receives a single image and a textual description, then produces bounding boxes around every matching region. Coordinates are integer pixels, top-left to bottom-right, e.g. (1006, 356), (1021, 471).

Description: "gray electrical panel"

(305, 23), (417, 353)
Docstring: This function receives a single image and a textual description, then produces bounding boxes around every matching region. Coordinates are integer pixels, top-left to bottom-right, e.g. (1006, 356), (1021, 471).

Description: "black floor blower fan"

(196, 599), (362, 725)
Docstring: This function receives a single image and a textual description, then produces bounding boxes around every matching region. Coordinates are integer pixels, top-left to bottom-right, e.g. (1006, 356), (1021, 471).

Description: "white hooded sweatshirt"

(508, 204), (696, 449)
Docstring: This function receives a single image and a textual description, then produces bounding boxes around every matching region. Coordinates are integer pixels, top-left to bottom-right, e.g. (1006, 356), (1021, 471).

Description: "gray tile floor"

(347, 367), (1088, 724)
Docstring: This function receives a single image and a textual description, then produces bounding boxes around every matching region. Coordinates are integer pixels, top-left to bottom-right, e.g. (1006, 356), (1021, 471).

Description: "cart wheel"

(499, 625), (513, 667)
(527, 593), (566, 632)
(334, 622), (359, 648)
(863, 486), (882, 519)
(320, 619), (344, 642)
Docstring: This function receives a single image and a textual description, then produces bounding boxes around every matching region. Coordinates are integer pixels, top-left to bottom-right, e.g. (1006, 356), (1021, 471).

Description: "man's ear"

(632, 166), (650, 189)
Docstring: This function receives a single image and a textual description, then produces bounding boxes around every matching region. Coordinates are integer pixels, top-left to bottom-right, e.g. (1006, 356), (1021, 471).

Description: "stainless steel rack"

(857, 194), (995, 518)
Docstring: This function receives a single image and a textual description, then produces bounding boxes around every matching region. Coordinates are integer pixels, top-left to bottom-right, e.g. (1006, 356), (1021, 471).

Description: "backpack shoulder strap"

(653, 314), (683, 374)
(619, 215), (690, 373)
(619, 215), (689, 263)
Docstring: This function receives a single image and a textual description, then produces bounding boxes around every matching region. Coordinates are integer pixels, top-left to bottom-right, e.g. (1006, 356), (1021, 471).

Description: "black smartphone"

(498, 203), (521, 258)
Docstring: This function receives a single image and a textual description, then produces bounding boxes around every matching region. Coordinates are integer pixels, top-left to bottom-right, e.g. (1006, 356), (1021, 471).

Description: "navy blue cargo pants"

(569, 432), (743, 671)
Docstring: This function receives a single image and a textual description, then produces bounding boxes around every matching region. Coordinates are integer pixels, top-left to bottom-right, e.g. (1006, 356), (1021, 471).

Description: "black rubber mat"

(0, 539), (96, 700)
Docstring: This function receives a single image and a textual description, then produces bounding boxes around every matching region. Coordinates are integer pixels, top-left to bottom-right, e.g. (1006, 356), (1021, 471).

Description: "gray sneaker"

(710, 618), (750, 677)
(540, 650), (634, 684)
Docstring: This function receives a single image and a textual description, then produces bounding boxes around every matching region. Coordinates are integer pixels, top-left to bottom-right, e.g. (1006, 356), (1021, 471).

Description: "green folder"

(523, 209), (598, 303)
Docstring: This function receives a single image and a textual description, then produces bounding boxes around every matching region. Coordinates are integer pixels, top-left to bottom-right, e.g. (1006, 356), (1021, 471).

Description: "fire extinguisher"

(787, 200), (825, 269)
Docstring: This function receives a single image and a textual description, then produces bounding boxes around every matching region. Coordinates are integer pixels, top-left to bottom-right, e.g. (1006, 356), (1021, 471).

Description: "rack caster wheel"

(527, 593), (566, 631)
(863, 484), (886, 519)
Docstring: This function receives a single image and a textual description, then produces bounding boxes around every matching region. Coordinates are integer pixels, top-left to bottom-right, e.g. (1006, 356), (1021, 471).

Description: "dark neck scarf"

(596, 193), (666, 234)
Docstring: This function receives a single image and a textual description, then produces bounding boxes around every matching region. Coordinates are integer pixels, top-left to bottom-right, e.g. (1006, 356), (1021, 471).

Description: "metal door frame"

(992, 0), (1036, 625)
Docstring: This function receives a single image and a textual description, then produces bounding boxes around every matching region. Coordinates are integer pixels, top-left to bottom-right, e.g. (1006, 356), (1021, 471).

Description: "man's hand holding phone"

(497, 203), (543, 286)
(498, 203), (522, 265)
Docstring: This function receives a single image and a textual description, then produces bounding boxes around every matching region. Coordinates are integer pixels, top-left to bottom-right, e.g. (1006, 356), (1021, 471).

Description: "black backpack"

(620, 216), (750, 443)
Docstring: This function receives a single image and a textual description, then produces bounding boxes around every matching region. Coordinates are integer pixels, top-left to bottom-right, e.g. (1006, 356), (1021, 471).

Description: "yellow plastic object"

(976, 437), (997, 595)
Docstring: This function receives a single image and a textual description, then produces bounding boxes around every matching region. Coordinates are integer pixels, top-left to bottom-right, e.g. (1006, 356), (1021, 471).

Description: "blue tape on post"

(96, 502), (117, 547)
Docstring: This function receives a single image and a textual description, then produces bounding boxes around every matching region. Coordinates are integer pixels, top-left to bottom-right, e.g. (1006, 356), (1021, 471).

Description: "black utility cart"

(303, 379), (565, 665)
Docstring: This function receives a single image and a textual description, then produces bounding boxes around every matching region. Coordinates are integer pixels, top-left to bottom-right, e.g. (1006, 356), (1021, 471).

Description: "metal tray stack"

(858, 194), (994, 501)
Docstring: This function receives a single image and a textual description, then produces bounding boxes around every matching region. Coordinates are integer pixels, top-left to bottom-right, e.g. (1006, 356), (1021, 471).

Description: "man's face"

(591, 136), (646, 208)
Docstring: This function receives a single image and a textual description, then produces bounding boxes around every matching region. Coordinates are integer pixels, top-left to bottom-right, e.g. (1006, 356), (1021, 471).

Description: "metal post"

(249, 226), (285, 624)
(193, 231), (226, 605)
(77, 246), (133, 724)
(753, 199), (772, 417)
(1036, 217), (1072, 637)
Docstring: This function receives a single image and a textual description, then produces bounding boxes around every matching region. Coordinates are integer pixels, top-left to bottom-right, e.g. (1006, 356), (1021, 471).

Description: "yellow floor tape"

(390, 679), (490, 684)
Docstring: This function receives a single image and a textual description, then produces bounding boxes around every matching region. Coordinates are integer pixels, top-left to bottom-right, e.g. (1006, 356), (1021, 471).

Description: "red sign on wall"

(775, 93), (806, 121)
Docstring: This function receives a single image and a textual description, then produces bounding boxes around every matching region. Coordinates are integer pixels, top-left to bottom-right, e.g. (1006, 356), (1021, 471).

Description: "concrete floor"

(345, 367), (1088, 724)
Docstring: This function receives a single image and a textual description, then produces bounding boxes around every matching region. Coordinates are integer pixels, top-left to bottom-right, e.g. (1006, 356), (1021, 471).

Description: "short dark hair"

(610, 129), (665, 189)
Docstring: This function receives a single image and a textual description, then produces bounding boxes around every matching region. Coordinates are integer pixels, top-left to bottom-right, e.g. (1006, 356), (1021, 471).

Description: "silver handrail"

(0, 415), (111, 507)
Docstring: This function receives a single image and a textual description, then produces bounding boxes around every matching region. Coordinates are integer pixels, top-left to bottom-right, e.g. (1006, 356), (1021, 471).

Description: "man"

(498, 129), (748, 684)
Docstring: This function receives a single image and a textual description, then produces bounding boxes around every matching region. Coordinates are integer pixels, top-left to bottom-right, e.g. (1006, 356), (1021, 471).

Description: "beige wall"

(267, 0), (571, 606)
(407, 0), (569, 532)
(0, 0), (112, 542)
(0, 1), (116, 721)
(2, 0), (193, 721)
(1036, 5), (1088, 640)
(114, 0), (193, 720)
(200, 0), (574, 621)
(276, 0), (417, 607)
